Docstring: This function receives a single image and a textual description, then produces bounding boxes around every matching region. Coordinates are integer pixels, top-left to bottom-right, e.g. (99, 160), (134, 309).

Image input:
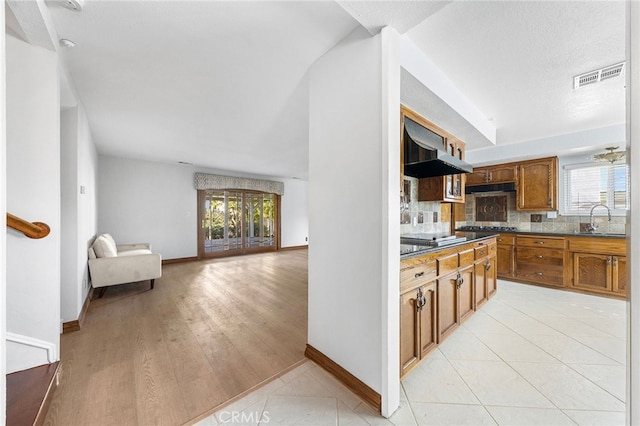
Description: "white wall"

(627, 1), (639, 423)
(98, 156), (308, 260)
(60, 103), (98, 322)
(1, 4), (7, 421)
(280, 178), (308, 247)
(466, 124), (626, 166)
(308, 26), (399, 416)
(5, 34), (60, 372)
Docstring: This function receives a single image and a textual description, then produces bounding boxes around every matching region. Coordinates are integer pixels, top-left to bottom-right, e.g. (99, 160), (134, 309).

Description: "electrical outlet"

(433, 212), (438, 223)
(305, 236), (308, 242)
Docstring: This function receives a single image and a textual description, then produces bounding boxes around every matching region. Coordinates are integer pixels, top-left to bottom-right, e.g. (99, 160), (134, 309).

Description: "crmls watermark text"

(218, 410), (270, 424)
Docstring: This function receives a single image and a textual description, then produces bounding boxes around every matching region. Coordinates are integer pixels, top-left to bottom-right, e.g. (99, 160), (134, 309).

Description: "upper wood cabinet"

(517, 157), (558, 211)
(400, 105), (467, 203)
(418, 174), (465, 203)
(418, 134), (466, 203)
(467, 164), (517, 186)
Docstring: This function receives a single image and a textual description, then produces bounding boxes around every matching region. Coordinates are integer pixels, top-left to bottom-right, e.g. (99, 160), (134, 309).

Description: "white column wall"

(60, 108), (78, 322)
(60, 103), (98, 322)
(5, 34), (60, 372)
(1, 3), (8, 421)
(380, 27), (401, 417)
(308, 26), (399, 414)
(627, 1), (639, 423)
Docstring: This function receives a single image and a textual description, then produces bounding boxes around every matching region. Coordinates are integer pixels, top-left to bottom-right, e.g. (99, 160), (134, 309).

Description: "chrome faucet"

(587, 203), (612, 233)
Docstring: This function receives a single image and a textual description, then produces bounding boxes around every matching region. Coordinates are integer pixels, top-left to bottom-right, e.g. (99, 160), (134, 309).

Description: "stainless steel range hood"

(403, 117), (474, 178)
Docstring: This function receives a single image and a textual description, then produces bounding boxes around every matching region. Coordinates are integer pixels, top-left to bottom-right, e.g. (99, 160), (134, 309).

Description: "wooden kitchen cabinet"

(419, 173), (465, 204)
(496, 234), (515, 278)
(418, 136), (466, 204)
(567, 236), (627, 297)
(400, 282), (437, 377)
(467, 164), (518, 186)
(515, 235), (566, 287)
(517, 157), (558, 211)
(437, 265), (474, 342)
(475, 254), (497, 308)
(400, 236), (496, 377)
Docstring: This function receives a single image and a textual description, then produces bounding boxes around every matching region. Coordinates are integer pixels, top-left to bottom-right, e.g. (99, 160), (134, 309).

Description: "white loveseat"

(88, 233), (162, 298)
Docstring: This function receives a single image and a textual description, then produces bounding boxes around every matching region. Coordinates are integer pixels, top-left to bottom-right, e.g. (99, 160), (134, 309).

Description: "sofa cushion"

(117, 249), (153, 257)
(102, 233), (117, 249)
(93, 235), (117, 258)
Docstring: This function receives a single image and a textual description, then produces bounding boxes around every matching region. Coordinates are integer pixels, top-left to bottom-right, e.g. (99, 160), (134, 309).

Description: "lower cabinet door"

(437, 272), (459, 342)
(572, 253), (612, 294)
(613, 256), (627, 295)
(419, 282), (437, 359)
(474, 261), (488, 308)
(497, 244), (514, 278)
(486, 256), (498, 298)
(458, 265), (475, 323)
(474, 256), (496, 308)
(400, 289), (420, 376)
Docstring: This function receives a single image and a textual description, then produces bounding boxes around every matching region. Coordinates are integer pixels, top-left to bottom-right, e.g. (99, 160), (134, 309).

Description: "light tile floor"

(193, 280), (626, 425)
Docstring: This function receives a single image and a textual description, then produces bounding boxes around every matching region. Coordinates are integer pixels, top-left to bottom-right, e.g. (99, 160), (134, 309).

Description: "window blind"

(563, 162), (629, 216)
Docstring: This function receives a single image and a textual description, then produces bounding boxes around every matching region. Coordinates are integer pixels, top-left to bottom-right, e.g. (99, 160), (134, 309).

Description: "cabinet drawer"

(497, 234), (515, 245)
(516, 247), (564, 266)
(517, 235), (565, 249)
(401, 261), (437, 293)
(568, 237), (626, 256)
(475, 245), (489, 259)
(516, 265), (564, 286)
(438, 253), (459, 276)
(459, 248), (475, 268)
(488, 243), (497, 255)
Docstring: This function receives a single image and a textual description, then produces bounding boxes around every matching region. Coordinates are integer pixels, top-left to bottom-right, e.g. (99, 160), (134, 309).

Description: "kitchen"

(305, 0), (638, 418)
(398, 100), (627, 422)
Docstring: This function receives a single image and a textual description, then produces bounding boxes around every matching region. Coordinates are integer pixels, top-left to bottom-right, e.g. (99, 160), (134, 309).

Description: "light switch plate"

(547, 211), (558, 219)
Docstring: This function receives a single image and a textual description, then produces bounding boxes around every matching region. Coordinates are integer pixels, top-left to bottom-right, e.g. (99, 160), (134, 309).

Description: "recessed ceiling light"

(60, 0), (84, 11)
(59, 39), (76, 48)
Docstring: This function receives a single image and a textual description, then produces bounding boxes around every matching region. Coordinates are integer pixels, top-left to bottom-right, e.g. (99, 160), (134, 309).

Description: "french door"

(198, 190), (279, 258)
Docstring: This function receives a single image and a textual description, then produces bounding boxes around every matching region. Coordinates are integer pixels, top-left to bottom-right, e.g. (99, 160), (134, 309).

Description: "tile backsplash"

(459, 192), (626, 234)
(401, 177), (450, 234)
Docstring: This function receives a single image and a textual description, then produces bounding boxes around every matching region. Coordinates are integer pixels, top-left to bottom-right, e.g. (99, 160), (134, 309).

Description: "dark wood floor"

(43, 249), (308, 426)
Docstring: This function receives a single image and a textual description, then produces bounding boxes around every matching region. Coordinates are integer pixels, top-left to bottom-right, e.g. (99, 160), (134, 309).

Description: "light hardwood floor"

(44, 249), (308, 426)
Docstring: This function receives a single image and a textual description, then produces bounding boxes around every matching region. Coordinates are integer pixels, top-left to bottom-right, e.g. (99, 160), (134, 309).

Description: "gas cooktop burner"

(457, 225), (518, 232)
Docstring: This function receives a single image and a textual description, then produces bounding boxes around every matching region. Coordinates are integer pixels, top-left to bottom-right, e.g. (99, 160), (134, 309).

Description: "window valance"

(194, 173), (284, 195)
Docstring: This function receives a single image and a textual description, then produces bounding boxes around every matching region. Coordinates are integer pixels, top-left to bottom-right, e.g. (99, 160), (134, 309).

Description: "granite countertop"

(400, 233), (499, 260)
(455, 229), (626, 239)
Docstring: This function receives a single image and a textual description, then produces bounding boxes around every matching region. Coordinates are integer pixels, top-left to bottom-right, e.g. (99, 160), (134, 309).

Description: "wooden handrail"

(6, 213), (50, 239)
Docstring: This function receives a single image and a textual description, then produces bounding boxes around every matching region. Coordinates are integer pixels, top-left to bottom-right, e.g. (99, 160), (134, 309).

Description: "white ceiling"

(43, 0), (626, 179)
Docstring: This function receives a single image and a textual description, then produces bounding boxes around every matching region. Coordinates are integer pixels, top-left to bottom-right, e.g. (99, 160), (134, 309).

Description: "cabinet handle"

(535, 272), (544, 276)
(613, 257), (618, 267)
(415, 271), (425, 278)
(498, 238), (503, 242)
(535, 255), (544, 259)
(415, 288), (426, 312)
(534, 241), (545, 244)
(607, 256), (612, 266)
(485, 262), (491, 271)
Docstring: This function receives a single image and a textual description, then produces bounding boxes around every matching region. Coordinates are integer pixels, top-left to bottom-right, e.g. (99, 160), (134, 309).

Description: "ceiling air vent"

(574, 62), (625, 89)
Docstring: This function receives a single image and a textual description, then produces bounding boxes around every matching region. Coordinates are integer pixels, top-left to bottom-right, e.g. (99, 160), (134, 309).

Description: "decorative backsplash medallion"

(475, 195), (508, 222)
